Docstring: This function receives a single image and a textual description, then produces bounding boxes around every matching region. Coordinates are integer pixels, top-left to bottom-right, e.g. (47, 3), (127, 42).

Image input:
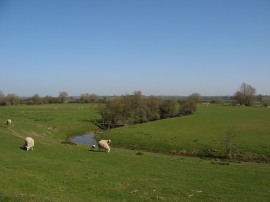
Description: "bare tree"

(0, 89), (4, 98)
(234, 83), (256, 106)
(31, 93), (41, 105)
(0, 89), (4, 105)
(212, 96), (224, 104)
(80, 93), (98, 103)
(5, 93), (20, 105)
(188, 93), (202, 103)
(58, 91), (69, 103)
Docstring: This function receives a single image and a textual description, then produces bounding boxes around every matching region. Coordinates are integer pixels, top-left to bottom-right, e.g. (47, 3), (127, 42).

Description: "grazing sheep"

(6, 119), (12, 125)
(24, 137), (35, 151)
(98, 140), (111, 152)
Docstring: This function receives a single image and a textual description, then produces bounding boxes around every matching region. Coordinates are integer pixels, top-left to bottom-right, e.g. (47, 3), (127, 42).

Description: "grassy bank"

(100, 104), (270, 160)
(0, 104), (100, 141)
(1, 134), (270, 201)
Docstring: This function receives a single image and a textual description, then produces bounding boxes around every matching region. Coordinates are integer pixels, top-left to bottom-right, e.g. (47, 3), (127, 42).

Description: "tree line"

(0, 91), (103, 106)
(0, 83), (268, 107)
(97, 91), (200, 127)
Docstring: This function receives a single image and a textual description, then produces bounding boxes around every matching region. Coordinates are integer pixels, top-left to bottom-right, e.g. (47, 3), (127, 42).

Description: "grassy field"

(100, 104), (270, 160)
(0, 104), (100, 141)
(0, 104), (270, 201)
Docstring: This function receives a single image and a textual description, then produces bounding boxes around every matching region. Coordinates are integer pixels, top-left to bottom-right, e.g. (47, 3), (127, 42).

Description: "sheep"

(6, 119), (12, 125)
(23, 137), (35, 151)
(98, 140), (111, 152)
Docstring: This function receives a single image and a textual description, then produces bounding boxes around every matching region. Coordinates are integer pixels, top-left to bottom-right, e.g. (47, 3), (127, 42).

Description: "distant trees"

(0, 89), (4, 98)
(80, 93), (98, 103)
(234, 83), (256, 106)
(0, 89), (21, 106)
(4, 94), (20, 105)
(44, 96), (60, 104)
(22, 94), (61, 105)
(188, 93), (202, 103)
(1, 83), (266, 108)
(0, 89), (4, 105)
(97, 92), (199, 127)
(211, 97), (224, 104)
(30, 94), (41, 105)
(58, 92), (69, 103)
(0, 89), (107, 105)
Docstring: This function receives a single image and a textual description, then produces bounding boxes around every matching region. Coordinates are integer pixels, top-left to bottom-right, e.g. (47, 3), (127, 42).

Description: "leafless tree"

(58, 91), (69, 103)
(80, 93), (98, 103)
(188, 93), (202, 103)
(234, 83), (256, 106)
(0, 89), (4, 98)
(5, 93), (20, 105)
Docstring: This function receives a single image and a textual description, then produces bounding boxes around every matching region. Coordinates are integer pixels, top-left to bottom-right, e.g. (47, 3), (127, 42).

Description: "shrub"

(223, 128), (237, 159)
(97, 92), (198, 128)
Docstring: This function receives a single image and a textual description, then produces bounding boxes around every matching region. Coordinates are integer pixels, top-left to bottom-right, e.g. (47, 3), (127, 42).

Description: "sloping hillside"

(100, 105), (270, 159)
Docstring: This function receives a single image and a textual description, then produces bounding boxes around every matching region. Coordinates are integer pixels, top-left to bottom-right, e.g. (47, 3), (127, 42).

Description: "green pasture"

(0, 104), (100, 141)
(100, 104), (270, 159)
(0, 104), (270, 201)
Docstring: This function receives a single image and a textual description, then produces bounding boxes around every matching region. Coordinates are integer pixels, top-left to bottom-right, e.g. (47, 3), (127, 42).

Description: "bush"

(97, 92), (198, 128)
(159, 99), (179, 119)
(262, 102), (269, 107)
(223, 128), (237, 159)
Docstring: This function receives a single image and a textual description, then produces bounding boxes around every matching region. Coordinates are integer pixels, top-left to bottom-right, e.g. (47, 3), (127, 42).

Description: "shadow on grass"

(19, 146), (26, 151)
(88, 149), (107, 153)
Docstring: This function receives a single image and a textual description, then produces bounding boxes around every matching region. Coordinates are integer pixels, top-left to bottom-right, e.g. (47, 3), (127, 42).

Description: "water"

(69, 133), (97, 145)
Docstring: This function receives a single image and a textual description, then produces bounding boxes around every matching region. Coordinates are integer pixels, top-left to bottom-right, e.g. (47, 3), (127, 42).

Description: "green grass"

(0, 104), (270, 201)
(100, 104), (270, 159)
(0, 104), (100, 141)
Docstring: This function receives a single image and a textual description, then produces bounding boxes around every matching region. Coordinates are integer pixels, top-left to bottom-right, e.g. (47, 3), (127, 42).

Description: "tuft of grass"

(223, 127), (236, 158)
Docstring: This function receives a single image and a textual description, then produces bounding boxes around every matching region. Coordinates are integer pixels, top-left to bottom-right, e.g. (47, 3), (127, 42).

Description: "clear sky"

(0, 0), (269, 97)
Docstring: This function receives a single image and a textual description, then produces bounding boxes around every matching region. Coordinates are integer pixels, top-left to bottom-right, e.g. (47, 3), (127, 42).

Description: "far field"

(100, 104), (270, 160)
(0, 104), (269, 201)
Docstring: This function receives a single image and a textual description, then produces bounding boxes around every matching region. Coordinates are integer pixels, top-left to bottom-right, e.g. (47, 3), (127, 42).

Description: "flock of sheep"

(6, 118), (112, 153)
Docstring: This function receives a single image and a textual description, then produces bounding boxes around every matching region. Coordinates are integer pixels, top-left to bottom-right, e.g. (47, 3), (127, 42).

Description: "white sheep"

(98, 140), (111, 152)
(23, 137), (35, 151)
(6, 119), (12, 125)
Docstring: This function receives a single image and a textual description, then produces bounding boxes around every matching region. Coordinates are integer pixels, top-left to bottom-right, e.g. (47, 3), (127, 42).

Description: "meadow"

(100, 104), (270, 160)
(0, 104), (269, 201)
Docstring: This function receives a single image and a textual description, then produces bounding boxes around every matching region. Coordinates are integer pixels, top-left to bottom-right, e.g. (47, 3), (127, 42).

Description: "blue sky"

(0, 0), (269, 96)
